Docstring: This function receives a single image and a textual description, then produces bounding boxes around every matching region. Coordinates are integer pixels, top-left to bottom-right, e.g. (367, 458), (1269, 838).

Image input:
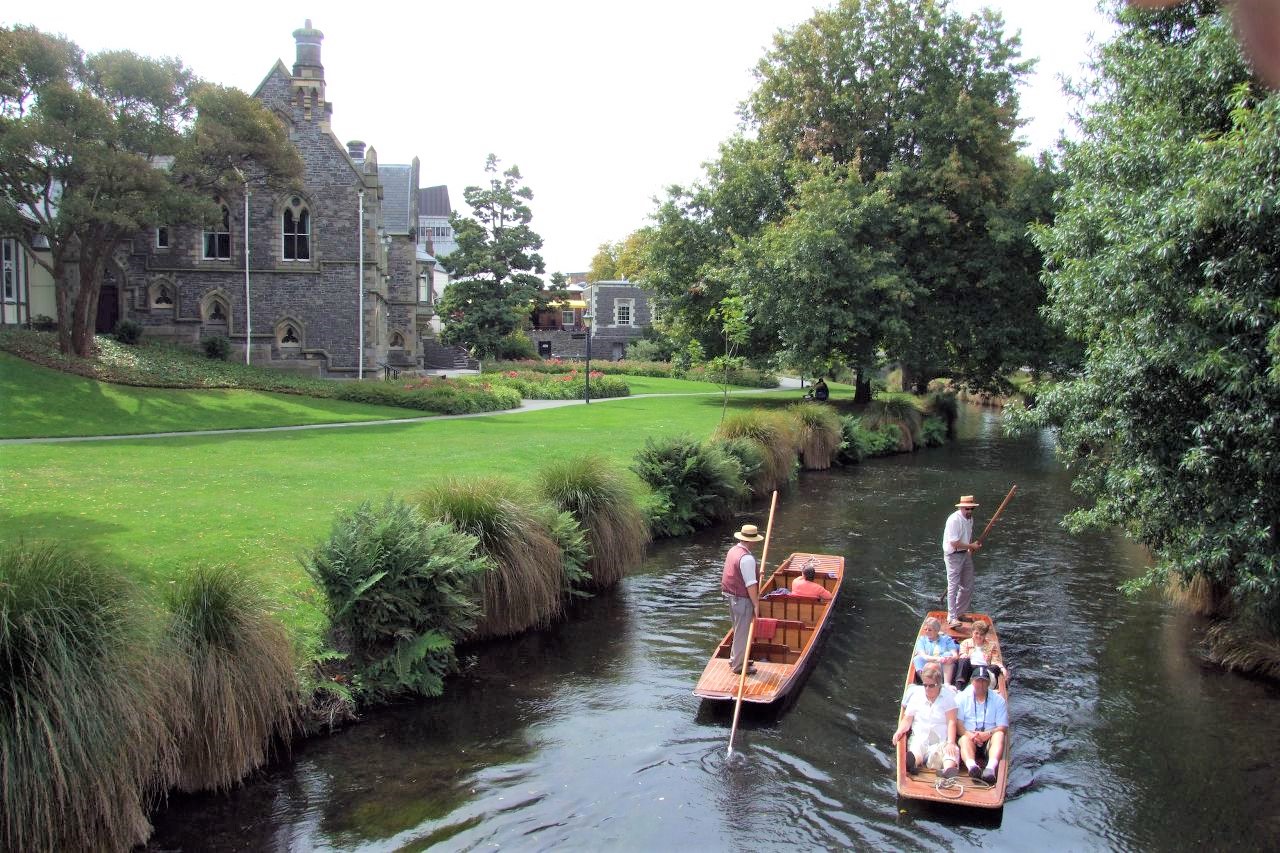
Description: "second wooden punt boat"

(895, 610), (1010, 809)
(693, 551), (844, 705)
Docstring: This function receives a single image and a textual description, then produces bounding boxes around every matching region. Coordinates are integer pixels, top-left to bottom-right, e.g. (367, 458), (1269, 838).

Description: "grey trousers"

(726, 594), (755, 670)
(945, 551), (975, 622)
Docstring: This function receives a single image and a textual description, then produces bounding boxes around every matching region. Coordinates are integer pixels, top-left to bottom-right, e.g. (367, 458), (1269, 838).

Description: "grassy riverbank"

(1, 388), (804, 638)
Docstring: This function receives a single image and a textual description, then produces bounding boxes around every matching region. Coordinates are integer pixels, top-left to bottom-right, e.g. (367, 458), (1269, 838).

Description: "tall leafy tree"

(1024, 1), (1280, 632)
(0, 26), (301, 357)
(438, 154), (545, 357)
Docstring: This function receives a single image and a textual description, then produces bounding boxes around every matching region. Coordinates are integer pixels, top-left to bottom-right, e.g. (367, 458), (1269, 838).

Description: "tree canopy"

(641, 0), (1058, 392)
(0, 26), (301, 356)
(438, 155), (545, 357)
(1022, 0), (1280, 631)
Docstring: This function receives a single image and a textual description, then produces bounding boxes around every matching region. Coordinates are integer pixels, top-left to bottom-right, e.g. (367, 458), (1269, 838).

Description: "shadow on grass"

(0, 511), (130, 567)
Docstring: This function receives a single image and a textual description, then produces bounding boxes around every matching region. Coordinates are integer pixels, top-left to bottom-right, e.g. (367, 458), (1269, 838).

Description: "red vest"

(721, 543), (752, 597)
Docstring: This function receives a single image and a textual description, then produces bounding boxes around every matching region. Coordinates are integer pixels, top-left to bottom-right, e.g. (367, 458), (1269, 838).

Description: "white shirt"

(904, 686), (957, 741)
(942, 509), (973, 555)
(738, 553), (757, 587)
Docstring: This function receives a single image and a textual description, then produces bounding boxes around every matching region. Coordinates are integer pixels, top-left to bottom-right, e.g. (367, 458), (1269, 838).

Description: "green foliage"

(164, 565), (296, 792)
(1021, 2), (1280, 630)
(113, 319), (143, 344)
(708, 435), (767, 496)
(534, 455), (650, 588)
(0, 542), (178, 852)
(542, 507), (592, 596)
(863, 392), (924, 451)
(924, 390), (959, 438)
(201, 335), (231, 361)
(413, 478), (567, 639)
(30, 314), (56, 331)
(304, 498), (486, 700)
(836, 416), (867, 464)
(683, 362), (778, 387)
(496, 331), (537, 360)
(789, 402), (843, 470)
(632, 434), (746, 537)
(713, 409), (798, 495)
(334, 378), (521, 414)
(921, 416), (948, 448)
(0, 25), (302, 358)
(438, 155), (546, 357)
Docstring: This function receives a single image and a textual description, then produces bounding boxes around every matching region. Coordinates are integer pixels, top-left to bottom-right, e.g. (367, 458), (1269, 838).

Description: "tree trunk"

(853, 365), (872, 403)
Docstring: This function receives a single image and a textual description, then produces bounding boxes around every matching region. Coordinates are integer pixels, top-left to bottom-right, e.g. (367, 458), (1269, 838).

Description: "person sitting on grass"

(955, 665), (1009, 784)
(790, 564), (832, 601)
(913, 617), (960, 685)
(893, 662), (960, 778)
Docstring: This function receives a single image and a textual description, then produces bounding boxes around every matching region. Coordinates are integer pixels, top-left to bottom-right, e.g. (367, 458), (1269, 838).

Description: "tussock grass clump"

(633, 434), (746, 537)
(0, 543), (179, 853)
(165, 565), (299, 792)
(1166, 574), (1233, 618)
(924, 390), (959, 438)
(714, 409), (798, 494)
(789, 403), (843, 470)
(862, 393), (924, 451)
(535, 455), (650, 588)
(1204, 620), (1280, 680)
(305, 499), (488, 700)
(414, 478), (566, 639)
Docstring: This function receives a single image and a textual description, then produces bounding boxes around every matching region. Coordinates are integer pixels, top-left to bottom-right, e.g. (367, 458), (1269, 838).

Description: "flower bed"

(470, 368), (630, 400)
(484, 357), (778, 387)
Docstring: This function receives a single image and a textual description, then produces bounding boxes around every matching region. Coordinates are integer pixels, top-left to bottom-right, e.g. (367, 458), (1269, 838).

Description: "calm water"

(149, 408), (1280, 851)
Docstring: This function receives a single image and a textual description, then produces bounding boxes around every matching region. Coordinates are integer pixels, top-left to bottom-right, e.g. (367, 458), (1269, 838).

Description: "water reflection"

(149, 406), (1280, 851)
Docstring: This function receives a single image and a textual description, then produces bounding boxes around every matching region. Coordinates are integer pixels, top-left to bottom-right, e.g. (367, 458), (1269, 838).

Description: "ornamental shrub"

(921, 415), (948, 448)
(304, 498), (487, 700)
(496, 331), (537, 360)
(113, 319), (143, 344)
(632, 434), (745, 537)
(714, 409), (799, 495)
(202, 335), (231, 361)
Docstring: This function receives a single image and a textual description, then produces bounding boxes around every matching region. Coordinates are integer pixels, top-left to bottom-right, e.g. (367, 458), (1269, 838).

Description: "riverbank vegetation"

(1012, 2), (1280, 674)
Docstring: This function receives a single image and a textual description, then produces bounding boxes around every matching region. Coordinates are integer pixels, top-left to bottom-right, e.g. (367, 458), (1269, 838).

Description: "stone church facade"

(114, 21), (432, 377)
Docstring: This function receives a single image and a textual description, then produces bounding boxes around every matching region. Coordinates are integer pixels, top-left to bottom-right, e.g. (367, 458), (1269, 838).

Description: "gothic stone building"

(116, 21), (432, 377)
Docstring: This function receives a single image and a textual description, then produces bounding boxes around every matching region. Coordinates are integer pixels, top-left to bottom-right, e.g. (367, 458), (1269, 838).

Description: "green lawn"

(0, 353), (421, 438)
(0, 385), (802, 638)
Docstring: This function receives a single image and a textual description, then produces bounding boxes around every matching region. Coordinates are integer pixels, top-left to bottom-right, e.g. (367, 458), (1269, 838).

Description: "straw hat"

(955, 495), (980, 508)
(734, 524), (765, 542)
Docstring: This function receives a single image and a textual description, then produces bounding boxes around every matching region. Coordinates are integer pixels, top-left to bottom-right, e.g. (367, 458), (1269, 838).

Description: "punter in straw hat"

(721, 523), (765, 675)
(942, 495), (982, 630)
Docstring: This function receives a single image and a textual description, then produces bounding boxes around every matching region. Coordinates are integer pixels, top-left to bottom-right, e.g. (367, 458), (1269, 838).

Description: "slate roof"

(378, 164), (415, 234)
(419, 185), (451, 218)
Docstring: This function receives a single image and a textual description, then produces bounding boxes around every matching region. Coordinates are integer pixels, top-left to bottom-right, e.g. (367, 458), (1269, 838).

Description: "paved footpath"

(2, 379), (805, 446)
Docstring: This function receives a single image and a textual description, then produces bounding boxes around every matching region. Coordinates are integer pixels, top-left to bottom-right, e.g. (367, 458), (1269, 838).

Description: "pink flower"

(507, 370), (518, 378)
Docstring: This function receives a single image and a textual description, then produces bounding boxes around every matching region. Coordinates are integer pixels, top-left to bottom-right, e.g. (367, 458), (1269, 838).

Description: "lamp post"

(582, 282), (594, 404)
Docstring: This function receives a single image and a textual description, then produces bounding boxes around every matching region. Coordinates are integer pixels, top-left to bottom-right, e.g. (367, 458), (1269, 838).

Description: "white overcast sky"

(6, 1), (1114, 275)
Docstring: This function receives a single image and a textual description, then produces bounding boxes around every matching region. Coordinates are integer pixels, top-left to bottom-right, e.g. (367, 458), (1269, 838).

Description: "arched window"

(282, 325), (300, 343)
(151, 282), (174, 308)
(390, 331), (405, 348)
(209, 300), (227, 322)
(203, 204), (231, 260)
(282, 197), (311, 261)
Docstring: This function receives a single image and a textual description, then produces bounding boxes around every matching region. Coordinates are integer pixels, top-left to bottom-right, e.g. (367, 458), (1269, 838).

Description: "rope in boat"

(914, 770), (997, 799)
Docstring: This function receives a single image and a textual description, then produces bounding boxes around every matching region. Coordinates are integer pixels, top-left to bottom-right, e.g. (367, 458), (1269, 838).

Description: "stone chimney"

(347, 140), (366, 163)
(292, 20), (325, 80)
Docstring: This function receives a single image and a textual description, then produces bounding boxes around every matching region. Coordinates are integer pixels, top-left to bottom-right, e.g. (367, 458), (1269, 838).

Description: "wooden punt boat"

(895, 610), (1009, 809)
(693, 551), (844, 705)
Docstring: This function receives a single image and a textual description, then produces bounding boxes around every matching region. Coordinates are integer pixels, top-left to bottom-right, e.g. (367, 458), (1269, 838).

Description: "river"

(148, 407), (1280, 851)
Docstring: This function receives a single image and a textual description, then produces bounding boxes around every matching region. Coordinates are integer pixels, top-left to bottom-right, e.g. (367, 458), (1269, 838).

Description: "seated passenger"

(892, 662), (960, 778)
(790, 565), (832, 600)
(955, 619), (1007, 688)
(813, 378), (829, 401)
(913, 617), (960, 685)
(955, 665), (1009, 784)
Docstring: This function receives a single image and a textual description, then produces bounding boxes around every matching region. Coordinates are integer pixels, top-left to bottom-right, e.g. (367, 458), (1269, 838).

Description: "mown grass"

(0, 389), (798, 641)
(0, 353), (421, 438)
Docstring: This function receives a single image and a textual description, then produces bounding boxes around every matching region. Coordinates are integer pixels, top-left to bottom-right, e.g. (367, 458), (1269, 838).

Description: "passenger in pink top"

(790, 565), (832, 601)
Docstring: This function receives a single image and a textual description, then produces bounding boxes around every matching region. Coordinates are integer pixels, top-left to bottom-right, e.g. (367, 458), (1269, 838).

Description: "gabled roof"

(419, 185), (451, 218)
(378, 164), (415, 234)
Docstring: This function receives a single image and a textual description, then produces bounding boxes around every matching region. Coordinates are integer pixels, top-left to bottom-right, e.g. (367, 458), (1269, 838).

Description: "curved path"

(2, 379), (805, 445)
